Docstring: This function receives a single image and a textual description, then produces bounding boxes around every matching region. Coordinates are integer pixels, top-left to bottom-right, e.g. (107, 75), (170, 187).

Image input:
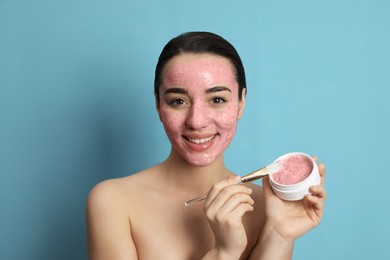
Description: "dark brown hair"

(154, 31), (246, 101)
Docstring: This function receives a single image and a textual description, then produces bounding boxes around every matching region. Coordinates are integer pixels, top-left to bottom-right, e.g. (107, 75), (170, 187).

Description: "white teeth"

(187, 135), (215, 144)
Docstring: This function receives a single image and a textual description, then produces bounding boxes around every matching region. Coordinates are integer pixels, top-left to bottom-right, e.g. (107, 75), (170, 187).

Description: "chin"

(171, 142), (226, 167)
(181, 153), (219, 167)
(186, 160), (214, 167)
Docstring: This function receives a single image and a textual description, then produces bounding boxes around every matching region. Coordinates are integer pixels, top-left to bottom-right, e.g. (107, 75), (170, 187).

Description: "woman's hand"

(262, 157), (327, 242)
(202, 176), (254, 259)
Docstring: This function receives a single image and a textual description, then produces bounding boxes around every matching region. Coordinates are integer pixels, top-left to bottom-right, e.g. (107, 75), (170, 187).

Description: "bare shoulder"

(87, 165), (159, 208)
(86, 166), (160, 260)
(87, 178), (130, 216)
(87, 178), (125, 206)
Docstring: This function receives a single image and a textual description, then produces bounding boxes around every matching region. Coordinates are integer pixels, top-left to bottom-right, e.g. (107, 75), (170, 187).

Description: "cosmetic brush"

(184, 161), (281, 207)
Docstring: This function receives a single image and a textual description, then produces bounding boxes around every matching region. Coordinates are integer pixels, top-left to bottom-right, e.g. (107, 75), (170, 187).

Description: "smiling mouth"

(185, 135), (216, 144)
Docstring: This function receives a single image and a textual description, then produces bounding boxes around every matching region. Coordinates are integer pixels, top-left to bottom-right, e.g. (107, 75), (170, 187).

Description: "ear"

(238, 88), (246, 119)
(154, 92), (162, 121)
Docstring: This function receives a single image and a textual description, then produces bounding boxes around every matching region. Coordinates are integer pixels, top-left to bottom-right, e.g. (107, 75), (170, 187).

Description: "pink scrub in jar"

(269, 152), (320, 201)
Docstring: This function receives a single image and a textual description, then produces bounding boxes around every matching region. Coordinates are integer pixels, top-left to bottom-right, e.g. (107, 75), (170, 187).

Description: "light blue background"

(1, 0), (389, 259)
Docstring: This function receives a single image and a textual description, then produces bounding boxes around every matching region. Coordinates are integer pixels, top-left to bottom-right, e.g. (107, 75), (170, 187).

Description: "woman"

(86, 31), (326, 260)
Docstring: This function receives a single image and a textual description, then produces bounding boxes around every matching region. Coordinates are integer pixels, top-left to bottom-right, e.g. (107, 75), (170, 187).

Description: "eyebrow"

(164, 86), (231, 95)
(205, 86), (232, 94)
(164, 88), (188, 95)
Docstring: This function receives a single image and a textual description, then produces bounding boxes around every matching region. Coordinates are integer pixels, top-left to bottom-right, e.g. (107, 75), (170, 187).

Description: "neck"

(161, 148), (232, 196)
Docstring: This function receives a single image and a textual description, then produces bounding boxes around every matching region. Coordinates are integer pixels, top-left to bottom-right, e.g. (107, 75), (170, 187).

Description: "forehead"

(162, 53), (237, 88)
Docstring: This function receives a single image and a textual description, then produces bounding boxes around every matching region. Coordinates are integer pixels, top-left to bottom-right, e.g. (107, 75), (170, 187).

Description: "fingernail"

(232, 175), (241, 181)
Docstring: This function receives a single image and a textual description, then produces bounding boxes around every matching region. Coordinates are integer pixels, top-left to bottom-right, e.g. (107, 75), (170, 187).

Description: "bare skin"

(87, 152), (266, 259)
(86, 53), (327, 260)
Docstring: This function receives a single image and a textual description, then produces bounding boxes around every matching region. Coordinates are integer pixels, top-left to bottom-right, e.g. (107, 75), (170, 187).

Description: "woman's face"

(157, 53), (246, 167)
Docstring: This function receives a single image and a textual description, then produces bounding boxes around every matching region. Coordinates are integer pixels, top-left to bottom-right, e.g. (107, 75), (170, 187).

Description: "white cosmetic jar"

(269, 152), (321, 201)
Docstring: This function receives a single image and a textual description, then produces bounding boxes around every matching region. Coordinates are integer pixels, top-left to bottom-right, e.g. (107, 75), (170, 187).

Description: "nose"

(185, 102), (210, 129)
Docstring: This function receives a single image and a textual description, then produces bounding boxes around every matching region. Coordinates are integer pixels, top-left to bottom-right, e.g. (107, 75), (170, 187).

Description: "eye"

(169, 98), (186, 106)
(212, 97), (227, 104)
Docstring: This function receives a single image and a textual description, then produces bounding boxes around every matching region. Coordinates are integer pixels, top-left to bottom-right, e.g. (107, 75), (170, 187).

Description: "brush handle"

(184, 162), (280, 207)
(184, 168), (270, 207)
(184, 192), (209, 207)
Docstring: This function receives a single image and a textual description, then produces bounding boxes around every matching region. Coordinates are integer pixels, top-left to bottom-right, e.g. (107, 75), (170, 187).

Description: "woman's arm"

(86, 180), (138, 260)
(248, 223), (294, 260)
(249, 160), (326, 260)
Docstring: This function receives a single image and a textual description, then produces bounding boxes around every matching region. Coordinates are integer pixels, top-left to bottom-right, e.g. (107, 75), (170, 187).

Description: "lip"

(183, 134), (217, 152)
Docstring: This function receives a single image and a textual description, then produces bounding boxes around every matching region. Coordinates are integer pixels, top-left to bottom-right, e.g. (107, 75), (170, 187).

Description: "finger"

(311, 155), (318, 162)
(206, 185), (252, 211)
(218, 193), (254, 215)
(304, 194), (324, 222)
(309, 185), (327, 201)
(205, 175), (241, 206)
(318, 163), (326, 186)
(230, 202), (254, 219)
(216, 202), (254, 224)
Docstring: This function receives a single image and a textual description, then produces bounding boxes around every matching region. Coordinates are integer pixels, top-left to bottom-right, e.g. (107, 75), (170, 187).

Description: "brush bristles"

(266, 161), (282, 175)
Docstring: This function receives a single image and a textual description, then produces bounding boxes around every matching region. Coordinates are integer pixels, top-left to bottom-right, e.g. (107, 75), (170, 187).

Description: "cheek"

(214, 109), (238, 149)
(159, 108), (183, 134)
(215, 105), (239, 130)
